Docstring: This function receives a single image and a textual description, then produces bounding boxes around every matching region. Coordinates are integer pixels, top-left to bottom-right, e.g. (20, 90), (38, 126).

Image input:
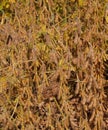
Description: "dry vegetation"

(0, 0), (108, 130)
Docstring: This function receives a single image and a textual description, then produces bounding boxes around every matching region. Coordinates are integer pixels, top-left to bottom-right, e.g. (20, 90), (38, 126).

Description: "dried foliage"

(0, 0), (108, 130)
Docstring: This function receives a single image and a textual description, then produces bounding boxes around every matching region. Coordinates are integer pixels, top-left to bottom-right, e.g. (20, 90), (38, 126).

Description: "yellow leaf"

(9, 0), (16, 3)
(105, 3), (108, 23)
(5, 3), (10, 9)
(70, 65), (76, 71)
(78, 0), (84, 7)
(41, 25), (47, 34)
(0, 77), (7, 93)
(0, 77), (7, 84)
(71, 0), (76, 2)
(59, 59), (64, 66)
